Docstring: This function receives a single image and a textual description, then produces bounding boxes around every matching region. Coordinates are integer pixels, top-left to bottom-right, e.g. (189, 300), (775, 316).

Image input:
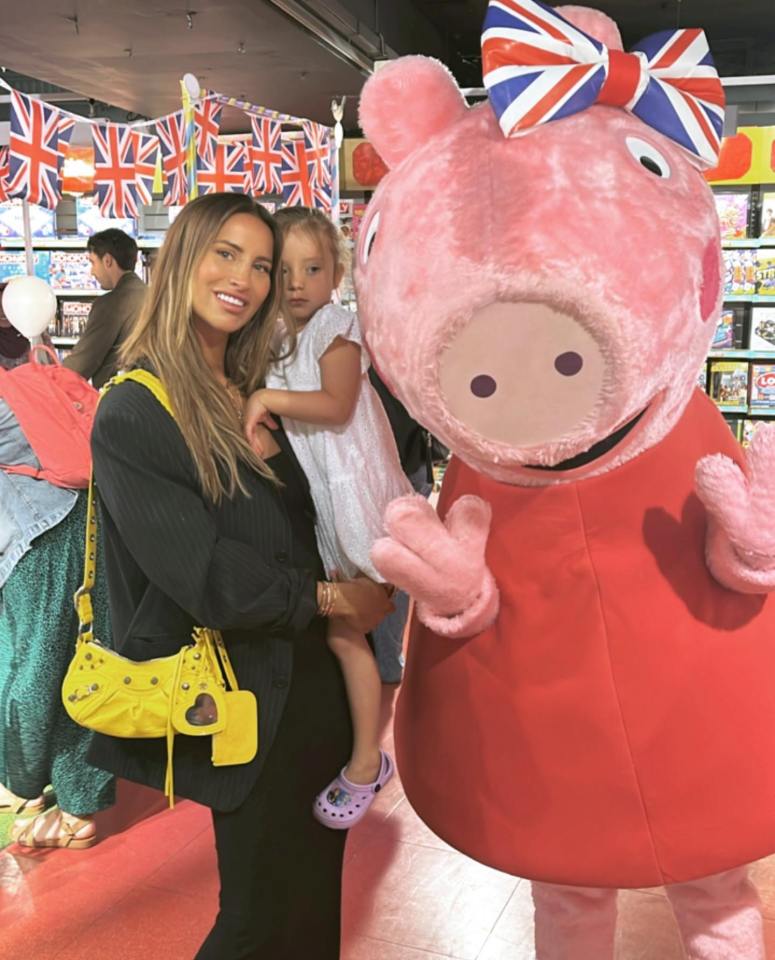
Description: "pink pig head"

(355, 6), (722, 485)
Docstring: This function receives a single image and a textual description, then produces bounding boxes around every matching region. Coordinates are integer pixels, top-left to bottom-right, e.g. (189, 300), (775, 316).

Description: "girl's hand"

(328, 577), (394, 634)
(244, 390), (278, 456)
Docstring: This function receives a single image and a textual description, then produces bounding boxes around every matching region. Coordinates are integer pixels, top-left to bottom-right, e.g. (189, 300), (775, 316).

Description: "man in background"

(63, 229), (146, 388)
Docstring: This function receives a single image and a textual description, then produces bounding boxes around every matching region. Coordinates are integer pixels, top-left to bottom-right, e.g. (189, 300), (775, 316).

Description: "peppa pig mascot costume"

(356, 2), (775, 958)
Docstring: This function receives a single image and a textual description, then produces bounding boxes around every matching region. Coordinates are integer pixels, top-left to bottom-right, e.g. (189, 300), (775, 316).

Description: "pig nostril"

(470, 375), (497, 398)
(554, 352), (584, 376)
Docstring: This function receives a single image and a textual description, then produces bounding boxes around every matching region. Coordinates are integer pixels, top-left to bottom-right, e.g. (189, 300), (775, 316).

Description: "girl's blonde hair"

(272, 206), (350, 355)
(121, 192), (283, 502)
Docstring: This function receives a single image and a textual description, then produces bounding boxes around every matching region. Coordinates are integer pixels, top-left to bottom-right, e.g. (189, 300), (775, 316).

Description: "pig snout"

(438, 301), (607, 448)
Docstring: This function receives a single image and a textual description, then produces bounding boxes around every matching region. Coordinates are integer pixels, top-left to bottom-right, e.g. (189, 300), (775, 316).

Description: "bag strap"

(75, 370), (172, 639)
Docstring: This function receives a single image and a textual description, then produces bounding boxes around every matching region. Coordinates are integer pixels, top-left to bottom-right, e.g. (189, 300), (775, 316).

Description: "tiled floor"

(2, 686), (775, 959)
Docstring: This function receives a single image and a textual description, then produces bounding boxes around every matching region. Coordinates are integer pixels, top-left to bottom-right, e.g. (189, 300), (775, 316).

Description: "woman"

(88, 192), (392, 959)
(0, 398), (114, 847)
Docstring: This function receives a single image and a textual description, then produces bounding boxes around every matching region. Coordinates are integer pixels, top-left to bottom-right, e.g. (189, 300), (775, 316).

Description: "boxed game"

(755, 251), (775, 297)
(59, 300), (92, 338)
(713, 191), (750, 240)
(711, 306), (745, 350)
(0, 250), (51, 282)
(0, 198), (56, 238)
(708, 360), (749, 407)
(748, 307), (775, 351)
(723, 249), (757, 297)
(742, 419), (764, 446)
(760, 191), (775, 239)
(749, 364), (775, 410)
(48, 251), (100, 291)
(76, 196), (135, 237)
(722, 416), (743, 441)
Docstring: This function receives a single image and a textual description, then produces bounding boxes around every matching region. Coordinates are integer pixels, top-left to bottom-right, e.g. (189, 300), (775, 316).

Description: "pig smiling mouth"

(525, 407), (649, 472)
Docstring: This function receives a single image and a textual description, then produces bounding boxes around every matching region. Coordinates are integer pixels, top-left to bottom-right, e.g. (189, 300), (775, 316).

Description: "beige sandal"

(11, 808), (97, 850)
(0, 785), (47, 816)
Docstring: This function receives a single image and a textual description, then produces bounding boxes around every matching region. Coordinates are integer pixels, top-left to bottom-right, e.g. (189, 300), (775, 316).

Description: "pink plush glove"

(371, 493), (499, 638)
(695, 425), (775, 592)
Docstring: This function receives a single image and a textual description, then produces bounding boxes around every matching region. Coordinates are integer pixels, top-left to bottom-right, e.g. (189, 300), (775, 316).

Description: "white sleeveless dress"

(266, 304), (411, 581)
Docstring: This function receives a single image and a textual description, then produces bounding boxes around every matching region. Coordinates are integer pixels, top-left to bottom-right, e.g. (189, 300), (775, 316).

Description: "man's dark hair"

(86, 229), (138, 271)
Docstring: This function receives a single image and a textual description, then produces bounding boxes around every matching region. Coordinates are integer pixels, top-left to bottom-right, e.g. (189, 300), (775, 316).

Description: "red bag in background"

(0, 344), (98, 488)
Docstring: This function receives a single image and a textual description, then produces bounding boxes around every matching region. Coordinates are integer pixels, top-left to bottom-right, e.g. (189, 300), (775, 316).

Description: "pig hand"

(695, 426), (775, 592)
(371, 494), (499, 638)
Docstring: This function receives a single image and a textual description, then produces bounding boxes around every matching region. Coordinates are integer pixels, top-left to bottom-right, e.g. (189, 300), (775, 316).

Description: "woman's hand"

(244, 390), (278, 457)
(325, 578), (394, 634)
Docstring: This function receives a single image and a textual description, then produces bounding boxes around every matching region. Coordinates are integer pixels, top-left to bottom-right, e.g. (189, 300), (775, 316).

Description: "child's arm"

(248, 338), (363, 431)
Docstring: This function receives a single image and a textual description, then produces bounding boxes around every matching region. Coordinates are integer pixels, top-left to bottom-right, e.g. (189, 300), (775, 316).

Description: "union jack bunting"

(7, 91), (71, 208)
(302, 121), (331, 190)
(156, 110), (189, 206)
(481, 0), (725, 167)
(133, 131), (160, 206)
(281, 137), (313, 207)
(0, 148), (8, 202)
(194, 98), (223, 166)
(197, 141), (248, 195)
(57, 116), (76, 173)
(92, 124), (139, 219)
(250, 117), (283, 195)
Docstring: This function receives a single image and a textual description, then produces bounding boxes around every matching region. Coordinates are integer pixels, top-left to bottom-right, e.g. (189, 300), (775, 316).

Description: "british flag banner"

(0, 147), (9, 203)
(6, 91), (72, 208)
(194, 98), (223, 167)
(250, 117), (283, 195)
(133, 131), (160, 206)
(281, 137), (313, 207)
(481, 0), (724, 167)
(302, 121), (331, 191)
(197, 141), (248, 195)
(92, 124), (139, 219)
(156, 110), (189, 206)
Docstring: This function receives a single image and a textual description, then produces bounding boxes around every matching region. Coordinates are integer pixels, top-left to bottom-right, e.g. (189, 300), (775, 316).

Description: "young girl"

(244, 206), (411, 828)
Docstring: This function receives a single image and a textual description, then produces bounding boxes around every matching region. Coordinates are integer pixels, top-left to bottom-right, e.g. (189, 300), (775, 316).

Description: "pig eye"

(359, 211), (381, 267)
(555, 351), (583, 376)
(470, 374), (497, 398)
(625, 136), (671, 179)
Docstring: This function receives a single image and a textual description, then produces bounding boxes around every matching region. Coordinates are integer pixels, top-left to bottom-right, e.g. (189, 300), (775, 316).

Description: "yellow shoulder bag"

(61, 369), (258, 806)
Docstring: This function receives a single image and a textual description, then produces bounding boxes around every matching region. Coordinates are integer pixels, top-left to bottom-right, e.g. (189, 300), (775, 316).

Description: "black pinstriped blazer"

(87, 379), (325, 812)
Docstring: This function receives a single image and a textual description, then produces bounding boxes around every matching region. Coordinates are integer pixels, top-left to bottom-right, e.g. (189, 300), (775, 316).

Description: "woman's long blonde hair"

(121, 193), (283, 502)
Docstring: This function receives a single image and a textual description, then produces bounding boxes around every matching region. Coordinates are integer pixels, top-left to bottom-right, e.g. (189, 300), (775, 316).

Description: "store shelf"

(52, 288), (104, 296)
(722, 238), (775, 248)
(749, 408), (775, 417)
(0, 237), (163, 249)
(715, 404), (749, 413)
(722, 295), (775, 303)
(709, 349), (775, 359)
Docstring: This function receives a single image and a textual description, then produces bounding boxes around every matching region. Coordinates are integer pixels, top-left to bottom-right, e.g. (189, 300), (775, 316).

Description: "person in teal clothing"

(0, 398), (114, 848)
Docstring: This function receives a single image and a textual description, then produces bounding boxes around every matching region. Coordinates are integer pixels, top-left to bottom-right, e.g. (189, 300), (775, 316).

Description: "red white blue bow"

(481, 0), (725, 167)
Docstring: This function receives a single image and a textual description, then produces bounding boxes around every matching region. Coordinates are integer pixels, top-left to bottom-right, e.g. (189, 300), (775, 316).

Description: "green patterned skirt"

(0, 491), (115, 815)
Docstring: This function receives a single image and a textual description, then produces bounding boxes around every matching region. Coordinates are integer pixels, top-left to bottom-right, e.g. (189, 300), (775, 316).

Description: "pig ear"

(555, 6), (623, 50)
(359, 56), (468, 169)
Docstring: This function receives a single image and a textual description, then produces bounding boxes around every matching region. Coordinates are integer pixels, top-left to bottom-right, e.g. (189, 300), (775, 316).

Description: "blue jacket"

(0, 399), (78, 588)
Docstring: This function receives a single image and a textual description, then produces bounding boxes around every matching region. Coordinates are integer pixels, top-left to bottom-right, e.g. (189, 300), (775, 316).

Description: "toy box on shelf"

(702, 177), (775, 432)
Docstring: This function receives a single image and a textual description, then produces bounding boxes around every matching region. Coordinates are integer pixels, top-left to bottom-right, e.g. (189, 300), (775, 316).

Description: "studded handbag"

(61, 369), (258, 805)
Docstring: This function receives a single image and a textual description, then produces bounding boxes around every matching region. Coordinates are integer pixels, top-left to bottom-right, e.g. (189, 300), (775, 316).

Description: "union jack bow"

(481, 0), (725, 167)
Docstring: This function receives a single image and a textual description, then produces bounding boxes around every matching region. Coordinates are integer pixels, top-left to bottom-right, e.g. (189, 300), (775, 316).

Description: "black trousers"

(195, 638), (351, 960)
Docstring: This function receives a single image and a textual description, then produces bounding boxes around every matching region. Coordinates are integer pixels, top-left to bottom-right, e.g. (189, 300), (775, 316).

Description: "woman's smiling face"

(191, 212), (274, 342)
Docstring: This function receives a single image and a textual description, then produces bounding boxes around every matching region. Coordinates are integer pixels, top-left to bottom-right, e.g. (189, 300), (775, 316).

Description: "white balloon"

(2, 276), (57, 338)
(182, 72), (201, 101)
